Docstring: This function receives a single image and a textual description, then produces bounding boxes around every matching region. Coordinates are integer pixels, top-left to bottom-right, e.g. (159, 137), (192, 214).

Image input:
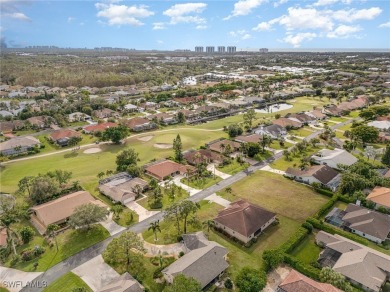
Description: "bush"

(224, 278), (233, 289)
(179, 251), (185, 257)
(302, 222), (313, 233)
(313, 188), (334, 198)
(34, 245), (45, 256)
(19, 226), (35, 244)
(284, 254), (320, 280)
(280, 227), (309, 253)
(149, 201), (163, 209)
(10, 254), (21, 266)
(21, 250), (34, 262)
(314, 196), (338, 219)
(153, 266), (165, 279)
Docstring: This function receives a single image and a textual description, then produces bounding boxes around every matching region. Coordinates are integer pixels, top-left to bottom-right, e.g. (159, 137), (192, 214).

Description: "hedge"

(280, 227), (309, 253)
(338, 195), (354, 204)
(314, 188), (334, 198)
(283, 254), (321, 280)
(314, 196), (338, 219)
(306, 217), (369, 246)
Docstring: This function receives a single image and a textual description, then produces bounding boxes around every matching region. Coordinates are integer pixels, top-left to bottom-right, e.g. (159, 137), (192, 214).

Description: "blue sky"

(1, 0), (389, 49)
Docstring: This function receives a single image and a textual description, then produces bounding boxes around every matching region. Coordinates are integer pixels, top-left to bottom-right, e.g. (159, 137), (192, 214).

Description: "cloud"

(163, 3), (207, 24)
(274, 0), (288, 8)
(68, 16), (75, 23)
(95, 3), (154, 26)
(196, 25), (207, 29)
(313, 0), (351, 6)
(157, 40), (164, 44)
(283, 32), (317, 47)
(327, 24), (361, 38)
(152, 22), (166, 30)
(224, 0), (267, 20)
(332, 7), (382, 22)
(252, 21), (272, 31)
(229, 30), (252, 40)
(5, 12), (31, 21)
(379, 22), (390, 28)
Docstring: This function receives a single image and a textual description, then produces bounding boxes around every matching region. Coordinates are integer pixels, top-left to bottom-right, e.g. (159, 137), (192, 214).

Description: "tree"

(17, 176), (34, 197)
(68, 136), (82, 148)
(177, 111), (186, 124)
(179, 200), (200, 234)
(351, 125), (379, 144)
(116, 148), (140, 172)
(382, 146), (390, 167)
(103, 231), (146, 274)
(149, 186), (163, 209)
(246, 142), (261, 158)
(202, 220), (215, 232)
(97, 172), (105, 180)
(262, 249), (284, 272)
(19, 226), (34, 244)
(310, 138), (320, 147)
(47, 169), (72, 186)
(283, 150), (292, 161)
(259, 134), (272, 153)
(236, 267), (266, 292)
(46, 224), (60, 251)
(319, 267), (353, 292)
(102, 125), (129, 144)
(30, 176), (60, 204)
(165, 203), (182, 235)
(132, 184), (143, 199)
(227, 124), (243, 138)
(243, 109), (256, 130)
(148, 220), (161, 242)
(173, 134), (183, 162)
(164, 274), (202, 292)
(68, 203), (108, 230)
(0, 208), (19, 256)
(110, 205), (123, 220)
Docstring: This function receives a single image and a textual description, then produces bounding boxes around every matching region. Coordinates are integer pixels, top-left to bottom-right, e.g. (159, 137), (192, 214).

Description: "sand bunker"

(138, 135), (153, 142)
(154, 143), (173, 149)
(83, 147), (102, 154)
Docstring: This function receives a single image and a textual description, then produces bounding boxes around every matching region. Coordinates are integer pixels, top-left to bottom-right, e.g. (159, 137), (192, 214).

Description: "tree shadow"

(64, 152), (79, 159)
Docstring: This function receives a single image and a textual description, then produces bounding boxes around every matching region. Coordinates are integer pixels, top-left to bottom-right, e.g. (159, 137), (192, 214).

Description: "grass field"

(288, 127), (315, 138)
(113, 208), (139, 227)
(0, 128), (227, 194)
(180, 176), (222, 190)
(137, 188), (189, 211)
(289, 232), (322, 264)
(217, 160), (249, 175)
(43, 272), (91, 292)
(270, 146), (321, 171)
(5, 224), (109, 272)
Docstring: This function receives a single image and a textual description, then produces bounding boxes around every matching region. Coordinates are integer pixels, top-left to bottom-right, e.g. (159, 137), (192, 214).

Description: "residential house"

(316, 231), (390, 292)
(214, 199), (276, 244)
(254, 124), (287, 139)
(234, 133), (263, 144)
(123, 103), (139, 112)
(27, 116), (54, 129)
(173, 96), (204, 105)
(83, 122), (117, 134)
(184, 149), (223, 166)
(162, 232), (229, 290)
(148, 113), (177, 125)
(366, 186), (390, 209)
(0, 136), (41, 156)
(272, 118), (302, 129)
(68, 112), (91, 122)
(49, 129), (81, 147)
(0, 120), (25, 134)
(99, 173), (148, 204)
(145, 160), (195, 181)
(325, 204), (390, 244)
(178, 109), (198, 121)
(311, 148), (358, 169)
(285, 164), (341, 191)
(208, 139), (241, 154)
(30, 191), (106, 234)
(286, 113), (316, 124)
(323, 105), (343, 117)
(277, 269), (341, 292)
(93, 108), (120, 119)
(367, 120), (390, 131)
(121, 117), (156, 132)
(98, 272), (144, 292)
(0, 110), (13, 118)
(306, 109), (327, 120)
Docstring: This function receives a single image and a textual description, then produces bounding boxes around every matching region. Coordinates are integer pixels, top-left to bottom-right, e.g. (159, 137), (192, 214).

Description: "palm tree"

(202, 220), (215, 232)
(132, 184), (143, 200)
(0, 211), (19, 256)
(110, 205), (124, 220)
(219, 143), (226, 154)
(46, 224), (60, 251)
(148, 220), (161, 242)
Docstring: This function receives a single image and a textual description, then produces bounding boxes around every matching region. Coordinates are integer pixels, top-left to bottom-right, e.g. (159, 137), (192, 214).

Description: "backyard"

(289, 232), (322, 264)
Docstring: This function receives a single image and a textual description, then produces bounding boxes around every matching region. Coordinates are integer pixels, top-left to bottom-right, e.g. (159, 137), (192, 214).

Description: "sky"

(1, 0), (390, 50)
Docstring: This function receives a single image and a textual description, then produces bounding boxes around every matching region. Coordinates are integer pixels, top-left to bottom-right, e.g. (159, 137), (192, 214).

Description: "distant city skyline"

(1, 0), (389, 50)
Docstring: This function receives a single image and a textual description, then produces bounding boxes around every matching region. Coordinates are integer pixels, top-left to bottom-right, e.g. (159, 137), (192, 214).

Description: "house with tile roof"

(83, 122), (117, 134)
(49, 129), (81, 146)
(98, 272), (144, 292)
(0, 136), (41, 156)
(214, 199), (276, 244)
(366, 186), (390, 209)
(145, 160), (195, 181)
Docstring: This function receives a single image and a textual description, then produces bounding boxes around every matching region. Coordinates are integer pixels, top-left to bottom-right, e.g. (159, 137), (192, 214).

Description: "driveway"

(170, 175), (200, 196)
(207, 164), (231, 179)
(140, 235), (185, 257)
(205, 193), (231, 208)
(72, 255), (119, 291)
(100, 213), (126, 236)
(125, 201), (159, 221)
(260, 165), (286, 175)
(0, 267), (42, 292)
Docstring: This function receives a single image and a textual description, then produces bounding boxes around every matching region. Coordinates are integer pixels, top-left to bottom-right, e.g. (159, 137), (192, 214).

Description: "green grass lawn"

(15, 129), (39, 136)
(288, 128), (314, 138)
(137, 188), (190, 211)
(289, 232), (322, 264)
(180, 176), (222, 190)
(270, 146), (321, 171)
(218, 172), (329, 223)
(43, 272), (91, 292)
(269, 140), (293, 151)
(5, 224), (110, 272)
(328, 116), (349, 123)
(142, 200), (223, 245)
(217, 160), (249, 175)
(1, 128), (227, 194)
(113, 208), (139, 227)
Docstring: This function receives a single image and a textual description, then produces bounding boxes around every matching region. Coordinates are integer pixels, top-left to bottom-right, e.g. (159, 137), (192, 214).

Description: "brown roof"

(145, 160), (195, 180)
(272, 118), (302, 128)
(279, 269), (342, 292)
(377, 115), (390, 122)
(184, 149), (223, 165)
(99, 177), (148, 202)
(366, 186), (390, 208)
(235, 134), (262, 143)
(84, 122), (117, 132)
(49, 129), (81, 141)
(214, 199), (276, 237)
(208, 139), (241, 153)
(286, 165), (339, 184)
(0, 228), (7, 247)
(121, 117), (150, 129)
(309, 110), (326, 119)
(30, 191), (106, 227)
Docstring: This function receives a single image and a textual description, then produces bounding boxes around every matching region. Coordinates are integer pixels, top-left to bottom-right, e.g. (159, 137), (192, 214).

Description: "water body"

(255, 103), (293, 114)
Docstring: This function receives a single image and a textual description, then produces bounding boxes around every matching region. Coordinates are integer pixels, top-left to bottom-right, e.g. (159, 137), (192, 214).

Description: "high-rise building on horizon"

(206, 46), (215, 53)
(195, 46), (204, 53)
(259, 48), (269, 53)
(218, 46), (226, 53)
(227, 46), (236, 53)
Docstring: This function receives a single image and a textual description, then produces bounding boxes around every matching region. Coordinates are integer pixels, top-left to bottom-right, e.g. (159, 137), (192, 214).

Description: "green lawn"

(270, 146), (322, 171)
(180, 176), (222, 190)
(113, 208), (139, 227)
(43, 272), (91, 292)
(1, 128), (227, 194)
(217, 160), (249, 175)
(142, 200), (224, 245)
(328, 116), (349, 123)
(5, 224), (110, 272)
(218, 172), (329, 223)
(269, 140), (293, 151)
(289, 232), (322, 264)
(289, 128), (314, 138)
(137, 188), (190, 211)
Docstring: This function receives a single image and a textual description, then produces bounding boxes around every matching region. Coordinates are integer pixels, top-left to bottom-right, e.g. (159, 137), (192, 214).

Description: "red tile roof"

(279, 270), (342, 292)
(84, 122), (117, 132)
(49, 129), (81, 141)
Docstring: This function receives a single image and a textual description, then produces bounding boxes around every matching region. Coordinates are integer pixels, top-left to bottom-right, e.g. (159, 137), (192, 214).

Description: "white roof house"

(367, 121), (390, 131)
(311, 148), (358, 169)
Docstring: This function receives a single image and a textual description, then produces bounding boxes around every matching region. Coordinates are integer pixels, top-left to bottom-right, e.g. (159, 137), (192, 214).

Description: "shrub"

(280, 227), (309, 253)
(21, 250), (34, 262)
(10, 255), (21, 266)
(224, 278), (233, 289)
(34, 245), (45, 256)
(179, 251), (185, 257)
(19, 226), (35, 244)
(283, 254), (320, 280)
(302, 222), (313, 233)
(314, 196), (338, 219)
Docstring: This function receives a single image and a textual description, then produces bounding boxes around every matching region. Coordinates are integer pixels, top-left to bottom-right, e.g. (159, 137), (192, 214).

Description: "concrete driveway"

(207, 164), (231, 179)
(72, 255), (119, 291)
(260, 165), (286, 175)
(100, 213), (126, 236)
(205, 193), (231, 208)
(140, 235), (185, 257)
(0, 267), (42, 292)
(170, 175), (200, 196)
(125, 201), (159, 221)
